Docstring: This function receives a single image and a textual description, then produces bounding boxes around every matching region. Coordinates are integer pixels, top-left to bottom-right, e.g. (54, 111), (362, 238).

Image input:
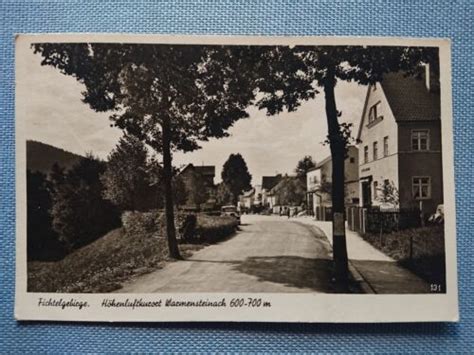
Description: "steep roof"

(380, 72), (440, 122)
(180, 164), (215, 176)
(262, 175), (282, 191)
(357, 71), (440, 140)
(270, 175), (305, 194)
(241, 188), (255, 198)
(315, 155), (332, 169)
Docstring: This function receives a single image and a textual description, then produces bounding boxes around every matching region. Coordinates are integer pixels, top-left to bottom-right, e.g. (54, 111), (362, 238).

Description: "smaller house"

(269, 175), (306, 214)
(306, 146), (359, 220)
(261, 174), (283, 208)
(238, 188), (255, 211)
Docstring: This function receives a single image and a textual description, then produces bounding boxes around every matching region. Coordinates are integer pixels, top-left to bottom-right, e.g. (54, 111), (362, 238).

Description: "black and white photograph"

(15, 35), (458, 322)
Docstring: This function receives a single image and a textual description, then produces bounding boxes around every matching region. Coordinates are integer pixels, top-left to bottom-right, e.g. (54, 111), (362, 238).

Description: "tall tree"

(216, 182), (234, 206)
(34, 43), (262, 259)
(101, 134), (156, 211)
(27, 170), (62, 260)
(50, 155), (120, 250)
(256, 45), (438, 282)
(273, 176), (306, 206)
(221, 153), (252, 203)
(295, 155), (316, 179)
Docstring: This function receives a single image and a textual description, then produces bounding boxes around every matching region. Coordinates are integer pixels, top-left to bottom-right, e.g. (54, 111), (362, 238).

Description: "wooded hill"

(27, 140), (84, 174)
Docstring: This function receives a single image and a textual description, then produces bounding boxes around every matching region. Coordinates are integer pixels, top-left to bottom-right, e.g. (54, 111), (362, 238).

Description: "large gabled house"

(356, 67), (442, 214)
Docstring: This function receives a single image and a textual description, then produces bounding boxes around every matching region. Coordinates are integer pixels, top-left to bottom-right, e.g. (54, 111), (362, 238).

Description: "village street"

(117, 215), (353, 293)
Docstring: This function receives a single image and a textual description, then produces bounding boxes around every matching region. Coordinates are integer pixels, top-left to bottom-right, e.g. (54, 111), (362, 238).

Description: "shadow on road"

(234, 255), (362, 293)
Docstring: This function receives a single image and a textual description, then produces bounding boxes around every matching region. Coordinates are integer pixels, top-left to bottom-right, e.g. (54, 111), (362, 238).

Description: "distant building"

(306, 146), (359, 219)
(261, 174), (283, 208)
(179, 164), (216, 209)
(238, 188), (255, 210)
(356, 68), (442, 214)
(253, 184), (262, 206)
(269, 175), (306, 214)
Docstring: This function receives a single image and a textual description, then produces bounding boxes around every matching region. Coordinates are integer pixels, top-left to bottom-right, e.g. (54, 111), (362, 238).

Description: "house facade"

(356, 68), (442, 214)
(238, 188), (255, 210)
(179, 164), (217, 209)
(238, 184), (263, 211)
(261, 174), (282, 208)
(306, 146), (359, 219)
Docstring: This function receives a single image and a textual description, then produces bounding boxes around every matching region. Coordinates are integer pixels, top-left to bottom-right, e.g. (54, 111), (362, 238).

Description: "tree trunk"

(323, 66), (349, 283)
(162, 116), (182, 259)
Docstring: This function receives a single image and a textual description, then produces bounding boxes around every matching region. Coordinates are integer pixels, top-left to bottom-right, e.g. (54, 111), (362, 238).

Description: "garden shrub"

(196, 214), (238, 244)
(122, 210), (238, 245)
(122, 210), (162, 237)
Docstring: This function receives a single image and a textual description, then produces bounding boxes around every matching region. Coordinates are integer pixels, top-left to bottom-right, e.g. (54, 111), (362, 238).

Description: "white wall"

(306, 169), (321, 191)
(358, 83), (399, 207)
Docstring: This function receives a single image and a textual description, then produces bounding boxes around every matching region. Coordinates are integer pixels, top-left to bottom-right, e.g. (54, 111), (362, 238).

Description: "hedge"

(122, 210), (238, 245)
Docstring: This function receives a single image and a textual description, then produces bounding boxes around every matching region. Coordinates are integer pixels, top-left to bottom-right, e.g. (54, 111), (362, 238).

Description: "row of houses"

(239, 67), (443, 220)
(179, 67), (443, 220)
(307, 67), (443, 219)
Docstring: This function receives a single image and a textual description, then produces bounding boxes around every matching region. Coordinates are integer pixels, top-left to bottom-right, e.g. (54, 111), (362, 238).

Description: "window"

(350, 157), (355, 163)
(373, 181), (378, 198)
(373, 141), (378, 160)
(364, 146), (369, 163)
(368, 101), (383, 124)
(412, 177), (431, 199)
(383, 136), (389, 156)
(411, 130), (430, 151)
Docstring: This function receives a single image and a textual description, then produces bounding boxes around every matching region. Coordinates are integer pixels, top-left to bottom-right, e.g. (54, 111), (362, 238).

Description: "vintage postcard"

(15, 34), (458, 322)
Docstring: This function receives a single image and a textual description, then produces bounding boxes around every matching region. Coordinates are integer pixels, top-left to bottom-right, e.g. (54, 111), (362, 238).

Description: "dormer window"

(368, 101), (383, 125)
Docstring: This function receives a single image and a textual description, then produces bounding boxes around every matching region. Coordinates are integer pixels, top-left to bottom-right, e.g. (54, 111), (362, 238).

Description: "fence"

(346, 206), (421, 235)
(314, 206), (332, 221)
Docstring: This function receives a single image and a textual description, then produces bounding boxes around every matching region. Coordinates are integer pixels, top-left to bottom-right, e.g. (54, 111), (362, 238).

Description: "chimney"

(424, 63), (440, 93)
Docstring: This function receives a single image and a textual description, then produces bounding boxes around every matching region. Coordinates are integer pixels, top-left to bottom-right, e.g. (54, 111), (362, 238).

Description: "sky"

(18, 46), (367, 185)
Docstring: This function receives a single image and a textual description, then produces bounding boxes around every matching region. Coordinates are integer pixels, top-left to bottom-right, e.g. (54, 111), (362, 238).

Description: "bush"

(122, 210), (162, 237)
(27, 169), (65, 261)
(196, 214), (238, 244)
(122, 210), (238, 245)
(50, 156), (121, 250)
(366, 208), (421, 233)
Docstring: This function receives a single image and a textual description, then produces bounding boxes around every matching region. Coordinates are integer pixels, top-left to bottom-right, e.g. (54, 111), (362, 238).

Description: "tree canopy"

(272, 176), (306, 206)
(295, 155), (316, 179)
(50, 155), (120, 250)
(34, 43), (265, 259)
(101, 134), (157, 211)
(221, 153), (252, 203)
(33, 43), (265, 153)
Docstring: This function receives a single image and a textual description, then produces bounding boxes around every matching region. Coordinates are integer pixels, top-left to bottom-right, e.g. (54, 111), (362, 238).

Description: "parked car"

(221, 205), (241, 224)
(428, 204), (444, 224)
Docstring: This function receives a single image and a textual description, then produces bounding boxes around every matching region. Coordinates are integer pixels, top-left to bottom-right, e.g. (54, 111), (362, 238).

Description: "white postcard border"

(15, 34), (458, 323)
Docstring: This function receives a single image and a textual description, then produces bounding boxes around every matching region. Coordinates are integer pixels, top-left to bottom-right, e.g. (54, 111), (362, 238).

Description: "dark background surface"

(1, 0), (472, 352)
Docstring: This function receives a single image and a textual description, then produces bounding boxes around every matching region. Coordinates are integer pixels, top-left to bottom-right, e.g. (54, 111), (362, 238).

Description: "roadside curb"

(292, 218), (376, 294)
(347, 261), (376, 294)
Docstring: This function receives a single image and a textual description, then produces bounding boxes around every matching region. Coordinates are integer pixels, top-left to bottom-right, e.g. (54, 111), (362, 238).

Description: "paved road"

(117, 215), (348, 293)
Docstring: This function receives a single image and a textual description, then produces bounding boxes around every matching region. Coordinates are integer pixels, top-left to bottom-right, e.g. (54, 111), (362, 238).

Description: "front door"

(361, 181), (372, 207)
